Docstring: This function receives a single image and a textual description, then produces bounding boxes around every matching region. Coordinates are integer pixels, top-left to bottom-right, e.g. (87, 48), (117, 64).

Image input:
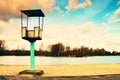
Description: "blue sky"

(0, 0), (120, 51)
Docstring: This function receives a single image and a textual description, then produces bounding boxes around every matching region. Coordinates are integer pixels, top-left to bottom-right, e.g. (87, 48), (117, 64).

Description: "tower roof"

(21, 9), (45, 17)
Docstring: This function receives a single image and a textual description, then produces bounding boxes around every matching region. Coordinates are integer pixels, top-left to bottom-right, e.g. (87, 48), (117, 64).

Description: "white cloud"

(0, 19), (28, 50)
(53, 6), (64, 14)
(1, 19), (120, 52)
(42, 21), (108, 49)
(42, 21), (120, 52)
(66, 0), (92, 11)
(79, 22), (95, 33)
(108, 7), (120, 24)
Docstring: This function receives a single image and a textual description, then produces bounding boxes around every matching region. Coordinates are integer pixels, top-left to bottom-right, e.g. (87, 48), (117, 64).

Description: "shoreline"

(0, 64), (120, 76)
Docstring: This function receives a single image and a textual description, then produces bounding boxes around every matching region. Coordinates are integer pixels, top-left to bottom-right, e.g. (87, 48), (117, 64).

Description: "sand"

(3, 74), (120, 80)
(0, 64), (120, 77)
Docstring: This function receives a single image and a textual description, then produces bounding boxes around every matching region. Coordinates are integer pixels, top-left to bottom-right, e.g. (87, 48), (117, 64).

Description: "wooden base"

(19, 70), (44, 76)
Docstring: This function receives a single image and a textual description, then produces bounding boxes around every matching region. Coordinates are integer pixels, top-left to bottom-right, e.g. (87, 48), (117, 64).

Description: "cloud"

(0, 19), (119, 51)
(42, 21), (108, 50)
(44, 21), (120, 52)
(0, 0), (56, 49)
(0, 0), (36, 21)
(37, 0), (55, 12)
(53, 6), (64, 14)
(0, 19), (20, 39)
(0, 19), (31, 50)
(75, 0), (91, 9)
(108, 7), (120, 23)
(79, 22), (95, 33)
(0, 0), (55, 21)
(65, 0), (77, 11)
(66, 0), (92, 11)
(0, 0), (93, 21)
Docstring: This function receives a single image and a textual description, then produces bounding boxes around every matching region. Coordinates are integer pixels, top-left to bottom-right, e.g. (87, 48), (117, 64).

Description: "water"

(0, 56), (120, 65)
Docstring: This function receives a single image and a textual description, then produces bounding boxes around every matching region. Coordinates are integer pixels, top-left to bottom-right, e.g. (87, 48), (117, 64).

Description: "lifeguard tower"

(21, 9), (45, 71)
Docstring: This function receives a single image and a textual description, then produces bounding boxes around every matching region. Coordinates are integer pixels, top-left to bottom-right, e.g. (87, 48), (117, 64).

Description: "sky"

(0, 0), (120, 52)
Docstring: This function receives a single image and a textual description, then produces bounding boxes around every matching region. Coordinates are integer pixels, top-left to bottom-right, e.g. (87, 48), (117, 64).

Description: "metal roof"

(21, 9), (45, 17)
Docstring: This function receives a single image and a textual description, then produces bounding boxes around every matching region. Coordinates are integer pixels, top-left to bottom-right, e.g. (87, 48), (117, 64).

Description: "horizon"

(0, 0), (120, 52)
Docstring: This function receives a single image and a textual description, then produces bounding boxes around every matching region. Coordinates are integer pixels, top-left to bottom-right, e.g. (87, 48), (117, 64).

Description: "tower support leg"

(30, 41), (35, 71)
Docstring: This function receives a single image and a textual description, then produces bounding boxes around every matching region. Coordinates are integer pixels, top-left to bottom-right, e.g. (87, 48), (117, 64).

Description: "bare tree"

(0, 40), (6, 55)
(50, 43), (65, 56)
(0, 40), (5, 50)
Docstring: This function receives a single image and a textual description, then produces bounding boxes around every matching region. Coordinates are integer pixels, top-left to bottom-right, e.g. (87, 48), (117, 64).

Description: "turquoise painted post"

(30, 41), (35, 71)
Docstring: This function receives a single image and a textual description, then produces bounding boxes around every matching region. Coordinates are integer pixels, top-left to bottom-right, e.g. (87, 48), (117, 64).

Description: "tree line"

(0, 40), (120, 57)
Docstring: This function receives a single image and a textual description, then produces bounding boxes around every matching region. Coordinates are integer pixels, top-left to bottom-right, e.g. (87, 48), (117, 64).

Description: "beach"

(0, 64), (120, 76)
